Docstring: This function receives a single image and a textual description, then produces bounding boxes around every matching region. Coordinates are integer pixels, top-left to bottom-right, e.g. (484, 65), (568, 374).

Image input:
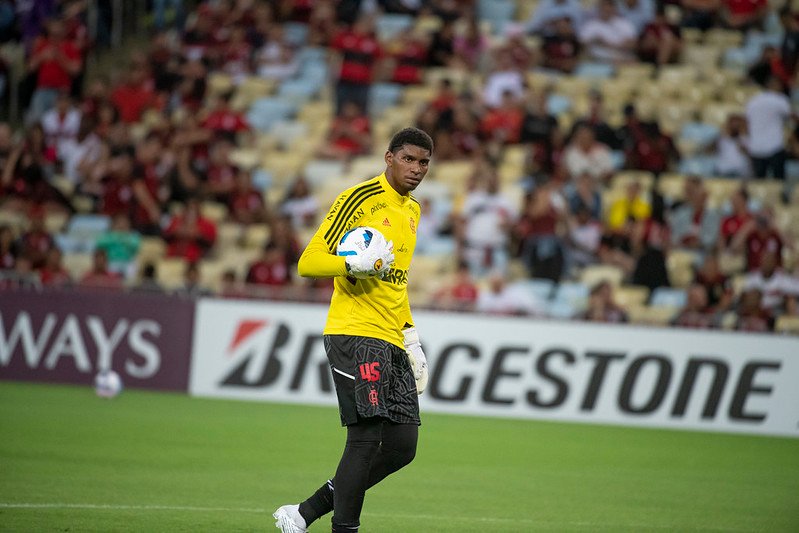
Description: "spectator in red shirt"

(80, 248), (124, 289)
(246, 241), (292, 287)
(542, 17), (581, 73)
(110, 58), (157, 123)
(433, 260), (479, 312)
(317, 101), (372, 161)
(719, 187), (752, 249)
(638, 6), (682, 66)
(0, 225), (18, 270)
(39, 247), (71, 287)
(229, 169), (268, 225)
(386, 30), (429, 85)
(26, 18), (82, 126)
(731, 210), (784, 272)
(480, 90), (524, 145)
(18, 209), (54, 269)
(100, 146), (162, 235)
(723, 0), (768, 31)
(330, 15), (382, 113)
(164, 197), (217, 262)
(201, 92), (250, 142)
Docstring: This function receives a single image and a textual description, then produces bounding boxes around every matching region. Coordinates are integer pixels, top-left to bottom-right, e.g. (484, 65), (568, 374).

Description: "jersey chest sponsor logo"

(370, 201), (388, 215)
(384, 267), (408, 285)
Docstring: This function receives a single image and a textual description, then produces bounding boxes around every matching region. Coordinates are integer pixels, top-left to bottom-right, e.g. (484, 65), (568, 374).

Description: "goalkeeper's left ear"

(402, 326), (428, 395)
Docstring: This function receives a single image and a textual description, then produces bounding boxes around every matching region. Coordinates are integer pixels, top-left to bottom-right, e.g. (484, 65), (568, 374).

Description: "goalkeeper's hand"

(403, 327), (428, 395)
(344, 235), (394, 279)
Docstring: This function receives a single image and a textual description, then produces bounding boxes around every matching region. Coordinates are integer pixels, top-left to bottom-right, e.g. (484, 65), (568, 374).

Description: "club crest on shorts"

(369, 388), (379, 406)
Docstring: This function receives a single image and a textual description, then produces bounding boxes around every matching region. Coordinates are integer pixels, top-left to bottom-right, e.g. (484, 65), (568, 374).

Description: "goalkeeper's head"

(385, 127), (434, 195)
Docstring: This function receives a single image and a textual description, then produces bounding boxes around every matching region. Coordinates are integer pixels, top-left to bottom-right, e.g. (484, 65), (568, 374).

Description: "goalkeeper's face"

(386, 145), (431, 195)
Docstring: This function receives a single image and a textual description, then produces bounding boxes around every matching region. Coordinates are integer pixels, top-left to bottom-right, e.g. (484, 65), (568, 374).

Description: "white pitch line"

(0, 503), (755, 531)
(0, 503), (267, 514)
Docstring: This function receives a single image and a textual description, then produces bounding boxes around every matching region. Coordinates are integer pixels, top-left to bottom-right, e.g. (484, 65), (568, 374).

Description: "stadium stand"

(1, 0), (798, 334)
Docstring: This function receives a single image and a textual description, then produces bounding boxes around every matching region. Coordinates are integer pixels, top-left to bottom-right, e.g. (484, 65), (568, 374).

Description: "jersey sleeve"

(297, 191), (350, 278)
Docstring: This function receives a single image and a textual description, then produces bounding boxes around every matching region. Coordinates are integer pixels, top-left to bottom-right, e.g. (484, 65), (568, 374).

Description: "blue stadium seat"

(251, 169), (273, 192)
(376, 13), (414, 41)
(552, 282), (590, 307)
(546, 93), (571, 115)
(679, 156), (717, 176)
(304, 159), (347, 186)
(651, 287), (688, 308)
(278, 78), (320, 103)
(283, 22), (309, 47)
(548, 299), (578, 319)
(574, 62), (615, 79)
(54, 233), (89, 254)
(478, 0), (515, 34)
(66, 214), (111, 237)
(369, 83), (403, 117)
(610, 150), (626, 170)
(679, 122), (721, 150)
(247, 98), (297, 133)
(512, 278), (555, 302)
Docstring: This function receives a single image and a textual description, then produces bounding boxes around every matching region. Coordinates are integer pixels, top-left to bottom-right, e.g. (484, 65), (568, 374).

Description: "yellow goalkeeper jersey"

(298, 172), (420, 349)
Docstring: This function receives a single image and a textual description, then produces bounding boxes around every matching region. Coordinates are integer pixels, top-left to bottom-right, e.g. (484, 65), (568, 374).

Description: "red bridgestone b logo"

(359, 362), (381, 382)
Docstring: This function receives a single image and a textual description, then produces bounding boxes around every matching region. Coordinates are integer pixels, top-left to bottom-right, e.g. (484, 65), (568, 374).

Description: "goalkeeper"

(273, 127), (434, 533)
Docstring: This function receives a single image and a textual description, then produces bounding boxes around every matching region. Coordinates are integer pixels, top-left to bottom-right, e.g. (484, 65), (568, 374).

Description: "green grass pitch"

(1, 382), (798, 532)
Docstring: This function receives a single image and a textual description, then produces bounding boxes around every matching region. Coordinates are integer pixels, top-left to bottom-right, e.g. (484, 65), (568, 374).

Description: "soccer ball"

(94, 369), (123, 398)
(337, 226), (386, 270)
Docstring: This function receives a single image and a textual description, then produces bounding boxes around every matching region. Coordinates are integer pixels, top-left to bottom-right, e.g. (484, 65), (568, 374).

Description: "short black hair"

(388, 127), (434, 155)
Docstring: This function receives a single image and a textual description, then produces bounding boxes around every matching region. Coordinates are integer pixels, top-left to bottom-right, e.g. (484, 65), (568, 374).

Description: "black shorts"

(325, 334), (420, 427)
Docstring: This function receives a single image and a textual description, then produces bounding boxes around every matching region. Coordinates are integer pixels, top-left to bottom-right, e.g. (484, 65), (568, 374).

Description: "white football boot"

(273, 504), (307, 533)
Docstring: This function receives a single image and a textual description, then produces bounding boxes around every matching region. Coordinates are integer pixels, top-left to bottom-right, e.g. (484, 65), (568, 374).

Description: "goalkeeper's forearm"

(297, 245), (348, 278)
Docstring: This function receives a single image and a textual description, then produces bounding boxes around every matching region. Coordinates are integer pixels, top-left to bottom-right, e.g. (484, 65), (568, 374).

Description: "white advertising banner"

(189, 299), (799, 437)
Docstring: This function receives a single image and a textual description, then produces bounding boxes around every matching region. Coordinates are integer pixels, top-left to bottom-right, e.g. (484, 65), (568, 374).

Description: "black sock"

(299, 479), (334, 525)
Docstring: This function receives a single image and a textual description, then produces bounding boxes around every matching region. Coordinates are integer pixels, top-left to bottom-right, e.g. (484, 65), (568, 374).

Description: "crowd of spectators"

(0, 0), (798, 333)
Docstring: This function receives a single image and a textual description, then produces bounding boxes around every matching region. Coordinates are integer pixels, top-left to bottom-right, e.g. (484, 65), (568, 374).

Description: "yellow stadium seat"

(610, 170), (655, 192)
(201, 201), (229, 224)
(718, 252), (746, 276)
(657, 173), (687, 202)
(705, 28), (743, 47)
(216, 222), (244, 251)
(627, 305), (678, 326)
(62, 252), (93, 280)
(244, 223), (271, 249)
(614, 285), (650, 309)
(156, 257), (187, 289)
(667, 249), (699, 288)
(137, 236), (167, 264)
(746, 179), (783, 206)
(617, 63), (655, 80)
(429, 160), (474, 189)
(580, 264), (625, 288)
(775, 316), (799, 335)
